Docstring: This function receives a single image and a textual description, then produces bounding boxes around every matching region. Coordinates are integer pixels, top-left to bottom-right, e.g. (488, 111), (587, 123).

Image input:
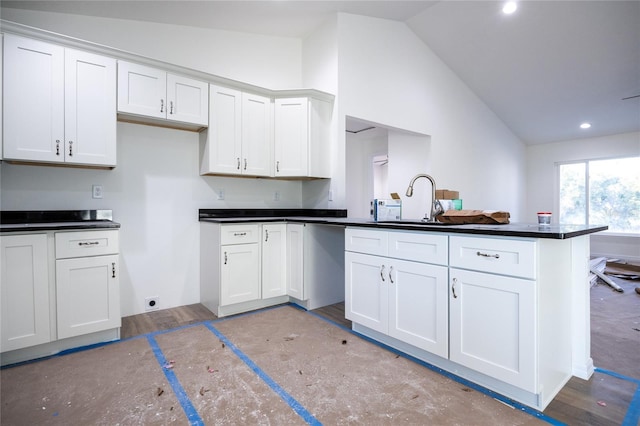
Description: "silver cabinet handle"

(452, 277), (458, 298)
(170, 101), (174, 114)
(265, 229), (269, 242)
(233, 232), (247, 237)
(78, 241), (99, 246)
(56, 140), (60, 156)
(276, 161), (280, 173)
(160, 99), (164, 113)
(477, 251), (500, 259)
(68, 141), (73, 156)
(380, 265), (386, 282)
(237, 158), (241, 170)
(224, 252), (228, 265)
(389, 266), (394, 284)
(112, 262), (116, 278)
(244, 158), (247, 170)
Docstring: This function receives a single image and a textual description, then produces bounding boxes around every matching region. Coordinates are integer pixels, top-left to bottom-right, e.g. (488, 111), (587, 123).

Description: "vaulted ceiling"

(2, 0), (639, 145)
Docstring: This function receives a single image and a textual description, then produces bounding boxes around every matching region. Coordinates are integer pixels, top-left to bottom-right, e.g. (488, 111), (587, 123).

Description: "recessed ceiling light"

(502, 2), (518, 14)
(580, 122), (591, 129)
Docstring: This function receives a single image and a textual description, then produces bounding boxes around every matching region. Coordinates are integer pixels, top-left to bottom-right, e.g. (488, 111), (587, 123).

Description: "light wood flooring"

(120, 281), (639, 425)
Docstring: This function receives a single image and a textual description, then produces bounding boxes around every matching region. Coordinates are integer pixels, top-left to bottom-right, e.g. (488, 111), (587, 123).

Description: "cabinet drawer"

(220, 224), (260, 245)
(388, 231), (448, 265)
(450, 236), (536, 279)
(55, 230), (119, 259)
(345, 227), (388, 256)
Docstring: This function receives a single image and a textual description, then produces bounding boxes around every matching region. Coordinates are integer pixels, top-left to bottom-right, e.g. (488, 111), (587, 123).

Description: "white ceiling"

(3, 0), (639, 145)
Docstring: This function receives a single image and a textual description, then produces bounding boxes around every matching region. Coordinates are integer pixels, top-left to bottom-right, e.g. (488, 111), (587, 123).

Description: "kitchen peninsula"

(199, 209), (607, 411)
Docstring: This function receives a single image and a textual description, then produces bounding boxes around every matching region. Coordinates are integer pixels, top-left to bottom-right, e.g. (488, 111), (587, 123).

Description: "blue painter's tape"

(203, 322), (322, 426)
(622, 383), (640, 426)
(147, 335), (204, 426)
(595, 367), (640, 385)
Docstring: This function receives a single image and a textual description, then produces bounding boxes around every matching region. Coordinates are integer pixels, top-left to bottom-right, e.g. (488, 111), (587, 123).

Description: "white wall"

(335, 13), (527, 219)
(527, 131), (640, 261)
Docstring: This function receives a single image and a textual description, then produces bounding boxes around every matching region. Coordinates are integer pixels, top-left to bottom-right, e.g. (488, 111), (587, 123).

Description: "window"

(558, 157), (640, 234)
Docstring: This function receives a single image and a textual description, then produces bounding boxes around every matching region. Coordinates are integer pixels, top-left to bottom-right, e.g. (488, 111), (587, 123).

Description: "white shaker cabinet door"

(0, 234), (51, 352)
(220, 243), (261, 306)
(117, 61), (166, 119)
(166, 73), (208, 126)
(3, 34), (64, 163)
(56, 254), (121, 339)
(388, 259), (449, 357)
(64, 49), (116, 167)
(242, 92), (272, 177)
(202, 85), (242, 175)
(449, 268), (536, 392)
(274, 97), (308, 177)
(345, 251), (388, 334)
(262, 224), (287, 299)
(286, 224), (305, 300)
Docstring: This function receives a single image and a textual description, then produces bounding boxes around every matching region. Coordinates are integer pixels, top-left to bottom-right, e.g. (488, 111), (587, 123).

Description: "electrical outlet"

(145, 296), (159, 312)
(217, 189), (225, 200)
(92, 185), (103, 199)
(274, 191), (280, 201)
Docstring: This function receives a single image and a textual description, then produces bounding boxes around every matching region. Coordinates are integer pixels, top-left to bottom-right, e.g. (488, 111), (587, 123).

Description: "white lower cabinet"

(346, 228), (576, 410)
(54, 230), (121, 340)
(0, 234), (51, 352)
(201, 221), (344, 317)
(449, 267), (536, 392)
(220, 242), (261, 305)
(262, 223), (287, 299)
(56, 254), (120, 339)
(345, 228), (449, 357)
(202, 223), (285, 317)
(1, 229), (121, 365)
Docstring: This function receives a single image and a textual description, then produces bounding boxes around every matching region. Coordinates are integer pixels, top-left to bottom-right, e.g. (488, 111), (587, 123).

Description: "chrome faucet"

(405, 174), (444, 222)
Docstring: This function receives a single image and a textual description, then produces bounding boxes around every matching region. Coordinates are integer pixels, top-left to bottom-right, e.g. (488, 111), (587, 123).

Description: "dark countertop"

(1, 210), (121, 232)
(199, 209), (608, 239)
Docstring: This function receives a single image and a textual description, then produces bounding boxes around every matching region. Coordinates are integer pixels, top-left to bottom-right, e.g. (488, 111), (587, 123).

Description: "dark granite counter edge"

(0, 210), (120, 232)
(1, 221), (121, 232)
(199, 214), (608, 239)
(199, 209), (347, 219)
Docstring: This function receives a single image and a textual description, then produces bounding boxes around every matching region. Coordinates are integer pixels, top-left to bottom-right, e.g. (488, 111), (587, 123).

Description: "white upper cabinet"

(117, 61), (208, 128)
(167, 73), (209, 126)
(3, 34), (116, 167)
(241, 92), (272, 176)
(117, 62), (166, 119)
(64, 49), (117, 166)
(274, 96), (332, 178)
(200, 84), (272, 177)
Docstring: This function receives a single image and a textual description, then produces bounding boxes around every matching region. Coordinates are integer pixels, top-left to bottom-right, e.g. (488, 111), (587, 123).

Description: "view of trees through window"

(559, 157), (640, 234)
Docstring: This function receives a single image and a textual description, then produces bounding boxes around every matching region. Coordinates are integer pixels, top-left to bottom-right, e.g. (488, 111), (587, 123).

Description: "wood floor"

(119, 282), (639, 425)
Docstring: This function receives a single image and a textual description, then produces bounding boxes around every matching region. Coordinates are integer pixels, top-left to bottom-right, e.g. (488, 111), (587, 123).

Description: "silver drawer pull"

(78, 241), (100, 246)
(477, 251), (500, 259)
(233, 232), (247, 237)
